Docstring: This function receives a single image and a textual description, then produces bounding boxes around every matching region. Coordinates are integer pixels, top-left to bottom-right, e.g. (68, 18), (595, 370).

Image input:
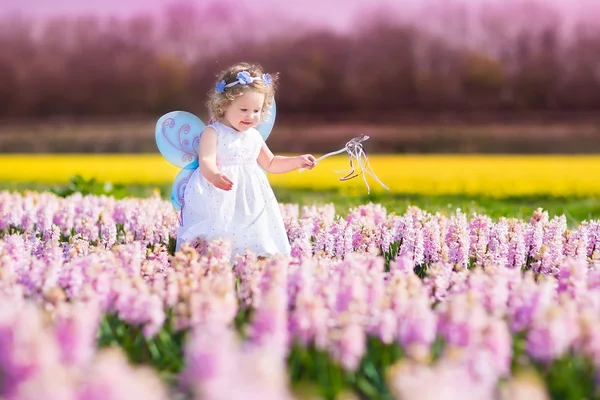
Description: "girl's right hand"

(212, 172), (234, 191)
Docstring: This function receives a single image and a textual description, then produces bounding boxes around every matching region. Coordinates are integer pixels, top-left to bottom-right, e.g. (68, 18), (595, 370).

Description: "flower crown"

(216, 71), (272, 93)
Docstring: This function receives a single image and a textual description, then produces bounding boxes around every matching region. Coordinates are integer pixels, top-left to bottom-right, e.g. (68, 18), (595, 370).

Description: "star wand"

(299, 134), (390, 194)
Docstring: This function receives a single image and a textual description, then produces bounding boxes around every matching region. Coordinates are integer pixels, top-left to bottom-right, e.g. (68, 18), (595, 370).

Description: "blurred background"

(1, 0), (599, 155)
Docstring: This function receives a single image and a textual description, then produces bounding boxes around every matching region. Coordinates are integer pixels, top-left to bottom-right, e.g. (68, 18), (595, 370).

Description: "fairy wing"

(256, 98), (276, 141)
(155, 111), (204, 210)
(155, 111), (204, 169)
(171, 165), (196, 211)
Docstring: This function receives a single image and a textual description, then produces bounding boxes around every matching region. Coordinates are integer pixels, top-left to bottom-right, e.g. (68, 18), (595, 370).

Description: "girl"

(176, 62), (316, 259)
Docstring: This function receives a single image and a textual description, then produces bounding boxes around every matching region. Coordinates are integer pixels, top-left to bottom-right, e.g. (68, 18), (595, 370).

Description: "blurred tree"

(461, 52), (506, 109)
(346, 12), (419, 112)
(0, 0), (599, 119)
(560, 23), (600, 109)
(0, 15), (36, 117)
(151, 53), (192, 112)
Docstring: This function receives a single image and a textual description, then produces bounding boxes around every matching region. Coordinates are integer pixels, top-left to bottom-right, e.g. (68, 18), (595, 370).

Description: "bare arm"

(198, 127), (233, 190)
(257, 143), (315, 174)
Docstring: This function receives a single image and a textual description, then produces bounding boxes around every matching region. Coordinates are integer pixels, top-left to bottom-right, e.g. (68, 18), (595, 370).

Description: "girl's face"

(223, 91), (265, 132)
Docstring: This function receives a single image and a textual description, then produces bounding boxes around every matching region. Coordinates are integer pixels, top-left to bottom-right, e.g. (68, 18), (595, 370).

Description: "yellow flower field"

(1, 154), (599, 197)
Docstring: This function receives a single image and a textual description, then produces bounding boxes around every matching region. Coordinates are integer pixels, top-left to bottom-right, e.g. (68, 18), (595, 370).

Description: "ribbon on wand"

(300, 134), (389, 194)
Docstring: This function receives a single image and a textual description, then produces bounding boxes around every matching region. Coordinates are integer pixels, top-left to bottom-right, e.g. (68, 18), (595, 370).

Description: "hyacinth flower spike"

(300, 135), (389, 194)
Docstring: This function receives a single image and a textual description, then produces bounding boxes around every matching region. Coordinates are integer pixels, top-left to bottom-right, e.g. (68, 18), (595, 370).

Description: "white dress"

(176, 121), (291, 259)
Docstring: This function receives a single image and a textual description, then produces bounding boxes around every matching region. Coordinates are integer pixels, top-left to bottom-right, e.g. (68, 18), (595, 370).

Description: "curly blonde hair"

(206, 62), (278, 123)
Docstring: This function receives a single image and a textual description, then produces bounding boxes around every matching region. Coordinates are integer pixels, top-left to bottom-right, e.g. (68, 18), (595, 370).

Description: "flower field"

(1, 190), (600, 399)
(2, 154), (600, 197)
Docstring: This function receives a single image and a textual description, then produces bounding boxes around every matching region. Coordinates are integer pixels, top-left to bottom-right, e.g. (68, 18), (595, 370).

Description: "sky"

(2, 0), (593, 31)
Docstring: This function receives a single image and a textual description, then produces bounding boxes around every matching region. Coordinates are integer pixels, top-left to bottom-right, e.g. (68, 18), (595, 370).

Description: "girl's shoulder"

(248, 127), (265, 143)
(204, 121), (223, 135)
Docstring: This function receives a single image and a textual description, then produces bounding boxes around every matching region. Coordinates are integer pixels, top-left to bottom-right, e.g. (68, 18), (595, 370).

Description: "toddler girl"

(176, 62), (315, 259)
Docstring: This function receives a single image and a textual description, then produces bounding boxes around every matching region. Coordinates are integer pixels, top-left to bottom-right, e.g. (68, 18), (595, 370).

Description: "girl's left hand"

(298, 154), (316, 170)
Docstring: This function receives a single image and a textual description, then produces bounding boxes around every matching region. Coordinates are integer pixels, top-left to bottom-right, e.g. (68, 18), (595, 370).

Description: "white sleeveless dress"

(176, 121), (291, 259)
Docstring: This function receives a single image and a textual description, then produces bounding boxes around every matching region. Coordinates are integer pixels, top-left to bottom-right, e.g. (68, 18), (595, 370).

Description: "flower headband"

(216, 71), (272, 93)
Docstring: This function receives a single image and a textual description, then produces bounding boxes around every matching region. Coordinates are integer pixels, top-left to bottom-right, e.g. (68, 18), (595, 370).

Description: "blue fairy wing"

(171, 164), (197, 211)
(156, 111), (203, 210)
(256, 98), (276, 142)
(156, 111), (205, 168)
